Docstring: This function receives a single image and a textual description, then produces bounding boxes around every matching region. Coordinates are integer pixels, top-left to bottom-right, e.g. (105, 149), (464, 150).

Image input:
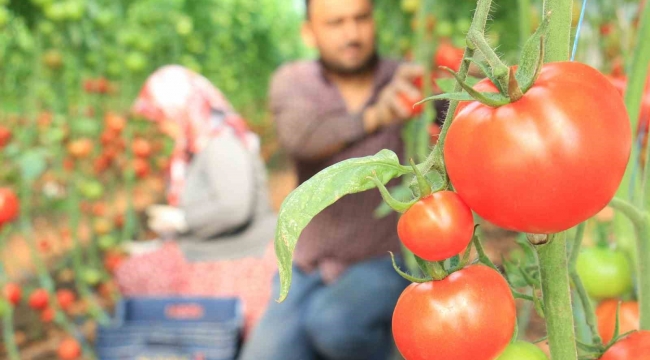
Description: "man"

(239, 0), (424, 359)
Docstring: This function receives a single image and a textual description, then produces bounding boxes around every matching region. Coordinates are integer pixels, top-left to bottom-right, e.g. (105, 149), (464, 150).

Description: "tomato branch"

(466, 30), (510, 91)
(418, 0), (498, 181)
(536, 0), (578, 358)
(536, 232), (578, 359)
(568, 222), (605, 349)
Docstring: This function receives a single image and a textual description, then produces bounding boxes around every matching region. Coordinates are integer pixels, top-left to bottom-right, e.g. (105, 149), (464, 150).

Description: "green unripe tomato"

(82, 268), (102, 286)
(496, 341), (548, 360)
(576, 246), (633, 300)
(78, 180), (104, 200)
(401, 0), (420, 14)
(455, 18), (471, 34)
(125, 52), (147, 73)
(98, 235), (117, 251)
(175, 16), (193, 36)
(436, 20), (454, 37)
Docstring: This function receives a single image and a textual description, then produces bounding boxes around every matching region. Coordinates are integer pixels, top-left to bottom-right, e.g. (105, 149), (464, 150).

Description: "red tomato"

(600, 331), (650, 360)
(94, 155), (112, 174)
(38, 239), (51, 254)
(133, 158), (150, 179)
(104, 112), (126, 133)
(444, 62), (631, 233)
(397, 191), (474, 261)
(132, 138), (152, 158)
(434, 41), (464, 72)
(393, 265), (516, 360)
(57, 338), (82, 360)
(40, 307), (55, 323)
(596, 300), (639, 344)
(104, 251), (125, 274)
(399, 93), (424, 117)
(0, 126), (12, 148)
(56, 289), (76, 312)
(3, 283), (22, 306)
(0, 188), (20, 226)
(28, 289), (49, 311)
(67, 138), (93, 159)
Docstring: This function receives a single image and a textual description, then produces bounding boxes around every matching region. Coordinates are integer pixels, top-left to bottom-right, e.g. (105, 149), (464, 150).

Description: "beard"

(319, 50), (379, 77)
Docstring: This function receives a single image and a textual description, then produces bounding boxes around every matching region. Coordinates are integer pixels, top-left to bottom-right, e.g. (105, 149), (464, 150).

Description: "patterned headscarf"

(132, 65), (258, 205)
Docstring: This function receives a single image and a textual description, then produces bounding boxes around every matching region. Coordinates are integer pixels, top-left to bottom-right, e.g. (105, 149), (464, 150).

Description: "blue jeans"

(238, 256), (409, 360)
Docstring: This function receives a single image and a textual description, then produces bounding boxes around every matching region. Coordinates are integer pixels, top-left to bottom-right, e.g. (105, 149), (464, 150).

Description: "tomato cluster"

(391, 61), (632, 360)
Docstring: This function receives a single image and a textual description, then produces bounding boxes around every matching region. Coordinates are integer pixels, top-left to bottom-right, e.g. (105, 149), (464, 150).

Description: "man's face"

(303, 0), (376, 75)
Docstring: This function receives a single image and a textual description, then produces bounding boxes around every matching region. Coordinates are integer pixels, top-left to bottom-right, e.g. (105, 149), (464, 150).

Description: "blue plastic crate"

(96, 297), (243, 360)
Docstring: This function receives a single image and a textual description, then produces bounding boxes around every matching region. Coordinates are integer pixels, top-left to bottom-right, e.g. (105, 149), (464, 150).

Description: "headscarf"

(132, 65), (258, 205)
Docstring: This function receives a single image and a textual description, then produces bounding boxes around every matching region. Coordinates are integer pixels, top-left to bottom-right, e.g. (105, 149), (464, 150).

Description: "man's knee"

(304, 299), (388, 360)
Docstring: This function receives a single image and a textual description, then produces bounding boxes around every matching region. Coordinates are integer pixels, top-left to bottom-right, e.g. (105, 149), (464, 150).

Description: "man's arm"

(270, 63), (424, 162)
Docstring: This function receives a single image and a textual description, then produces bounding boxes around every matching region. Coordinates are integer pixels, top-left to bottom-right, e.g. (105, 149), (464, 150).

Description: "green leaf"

(17, 149), (48, 182)
(275, 150), (409, 302)
(516, 15), (550, 92)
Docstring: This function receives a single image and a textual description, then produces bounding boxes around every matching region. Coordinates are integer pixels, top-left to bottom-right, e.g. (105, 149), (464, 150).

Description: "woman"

(115, 65), (277, 333)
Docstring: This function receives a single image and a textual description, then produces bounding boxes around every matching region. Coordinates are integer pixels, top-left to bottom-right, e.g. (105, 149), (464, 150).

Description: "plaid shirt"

(269, 58), (405, 283)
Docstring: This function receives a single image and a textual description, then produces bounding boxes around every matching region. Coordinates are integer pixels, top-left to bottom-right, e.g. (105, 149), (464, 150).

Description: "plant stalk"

(539, 1), (576, 358)
(536, 232), (578, 359)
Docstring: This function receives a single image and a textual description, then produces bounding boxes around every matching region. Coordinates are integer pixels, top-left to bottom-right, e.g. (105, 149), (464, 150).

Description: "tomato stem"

(507, 68), (524, 101)
(440, 67), (510, 107)
(619, 0), (650, 204)
(409, 159), (432, 198)
(369, 175), (417, 213)
(415, 256), (448, 280)
(568, 222), (605, 348)
(389, 252), (432, 283)
(418, 0), (498, 185)
(467, 30), (510, 92)
(536, 232), (578, 360)
(608, 197), (650, 330)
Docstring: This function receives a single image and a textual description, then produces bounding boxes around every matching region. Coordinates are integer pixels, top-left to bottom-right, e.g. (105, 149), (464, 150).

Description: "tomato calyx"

(417, 13), (550, 110)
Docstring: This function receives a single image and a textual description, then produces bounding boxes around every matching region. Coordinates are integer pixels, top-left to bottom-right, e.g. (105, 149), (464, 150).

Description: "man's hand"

(364, 63), (425, 133)
(146, 205), (189, 235)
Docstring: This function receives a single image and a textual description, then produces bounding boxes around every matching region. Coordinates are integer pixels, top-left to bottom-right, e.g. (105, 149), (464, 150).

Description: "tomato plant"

(600, 331), (650, 360)
(496, 341), (548, 360)
(397, 191), (474, 261)
(444, 62), (631, 234)
(0, 188), (20, 226)
(576, 247), (633, 300)
(392, 265), (516, 360)
(596, 300), (639, 344)
(3, 283), (21, 306)
(28, 289), (49, 311)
